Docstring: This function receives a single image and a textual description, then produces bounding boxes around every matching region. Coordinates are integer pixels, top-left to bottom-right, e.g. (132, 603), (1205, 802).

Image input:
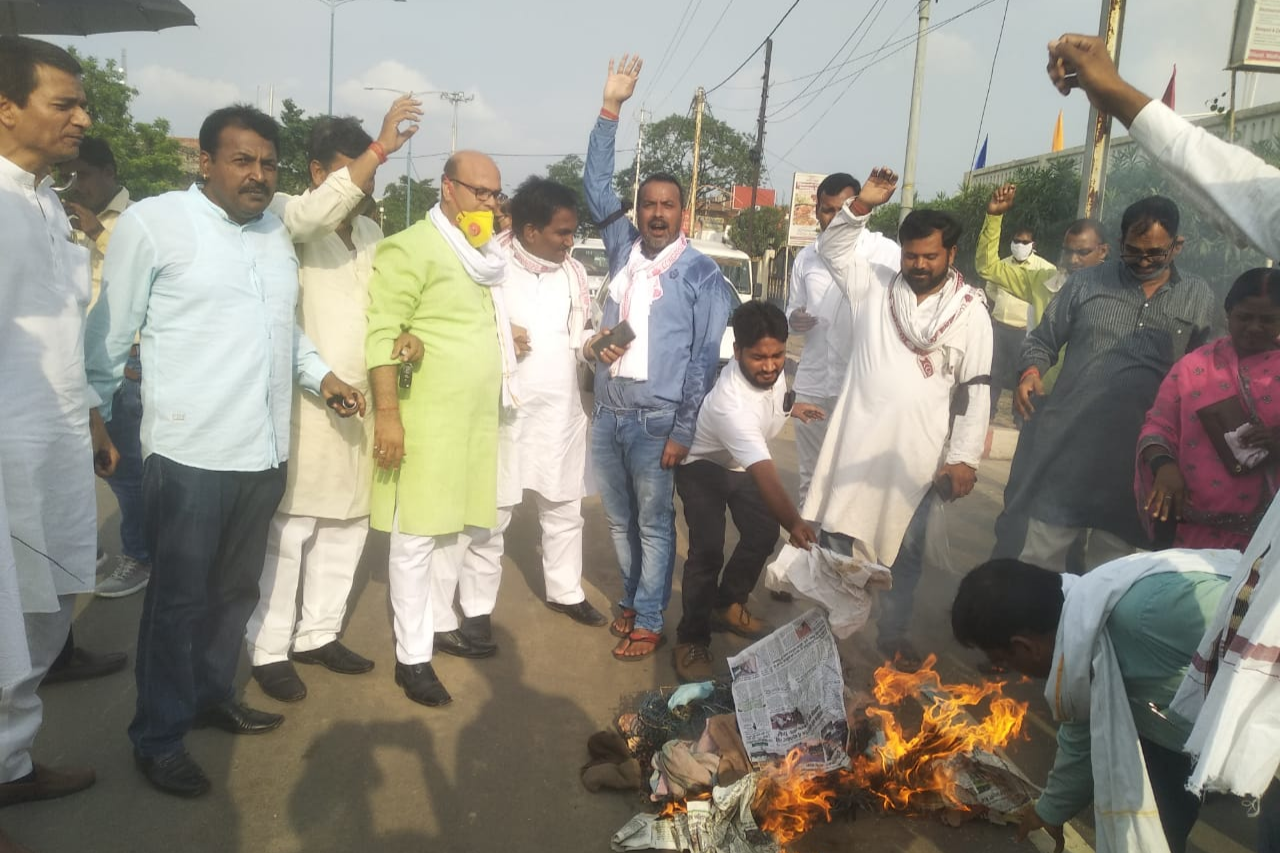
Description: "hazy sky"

(49, 0), (1278, 200)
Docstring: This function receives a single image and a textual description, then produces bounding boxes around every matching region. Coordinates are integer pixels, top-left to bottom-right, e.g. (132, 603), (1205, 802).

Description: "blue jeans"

(105, 352), (149, 563)
(821, 490), (935, 646)
(129, 456), (285, 758)
(592, 406), (678, 633)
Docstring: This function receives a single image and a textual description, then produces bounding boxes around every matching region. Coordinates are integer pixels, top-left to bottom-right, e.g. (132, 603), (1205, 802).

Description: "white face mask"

(1010, 241), (1035, 262)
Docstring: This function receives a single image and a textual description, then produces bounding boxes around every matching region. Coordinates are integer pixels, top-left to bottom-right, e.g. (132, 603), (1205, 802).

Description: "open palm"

(859, 167), (898, 207)
(603, 54), (643, 109)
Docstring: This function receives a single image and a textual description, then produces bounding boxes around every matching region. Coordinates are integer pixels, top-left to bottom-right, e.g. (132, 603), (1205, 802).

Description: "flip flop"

(612, 629), (666, 662)
(610, 608), (637, 639)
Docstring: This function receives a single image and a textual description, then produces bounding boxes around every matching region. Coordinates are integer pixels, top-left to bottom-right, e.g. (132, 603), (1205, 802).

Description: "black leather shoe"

(135, 751), (211, 798)
(459, 614), (494, 644)
(434, 629), (496, 659)
(290, 641), (374, 675)
(192, 700), (284, 735)
(545, 599), (608, 627)
(252, 661), (307, 703)
(42, 647), (128, 685)
(394, 662), (452, 707)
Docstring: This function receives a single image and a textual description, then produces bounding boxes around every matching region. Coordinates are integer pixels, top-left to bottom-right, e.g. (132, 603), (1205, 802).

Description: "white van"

(590, 238), (753, 365)
(570, 238), (610, 298)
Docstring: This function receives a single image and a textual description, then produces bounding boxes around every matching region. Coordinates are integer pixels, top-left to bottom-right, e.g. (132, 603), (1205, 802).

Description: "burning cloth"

(763, 544), (891, 638)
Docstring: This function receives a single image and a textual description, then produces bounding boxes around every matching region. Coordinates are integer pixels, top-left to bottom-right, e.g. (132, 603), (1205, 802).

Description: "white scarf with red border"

(606, 233), (688, 381)
(496, 230), (593, 351)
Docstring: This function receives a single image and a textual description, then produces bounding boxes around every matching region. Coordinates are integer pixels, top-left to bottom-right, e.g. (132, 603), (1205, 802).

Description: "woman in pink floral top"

(1138, 268), (1280, 550)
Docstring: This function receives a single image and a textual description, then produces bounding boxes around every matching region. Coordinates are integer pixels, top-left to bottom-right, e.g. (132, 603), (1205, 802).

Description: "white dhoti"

(534, 494), (587, 605)
(793, 393), (838, 510)
(430, 508), (512, 632)
(245, 513), (370, 665)
(0, 595), (74, 782)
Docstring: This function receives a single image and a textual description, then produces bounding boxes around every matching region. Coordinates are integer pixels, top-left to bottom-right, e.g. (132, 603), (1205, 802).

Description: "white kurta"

(0, 464), (30, 689)
(501, 259), (590, 503)
(269, 171), (380, 519)
(0, 155), (98, 614)
(801, 206), (992, 566)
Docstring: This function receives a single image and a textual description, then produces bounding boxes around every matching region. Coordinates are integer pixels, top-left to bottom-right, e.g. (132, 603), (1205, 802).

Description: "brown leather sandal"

(610, 608), (637, 639)
(612, 629), (665, 662)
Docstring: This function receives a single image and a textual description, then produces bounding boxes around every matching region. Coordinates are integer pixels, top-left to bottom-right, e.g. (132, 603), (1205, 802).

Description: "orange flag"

(1051, 110), (1065, 152)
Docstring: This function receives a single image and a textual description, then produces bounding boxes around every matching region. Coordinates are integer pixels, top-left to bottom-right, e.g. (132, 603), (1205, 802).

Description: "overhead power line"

(765, 0), (889, 119)
(649, 0), (706, 102)
(705, 0), (802, 95)
(967, 0), (1013, 177)
(659, 0), (736, 104)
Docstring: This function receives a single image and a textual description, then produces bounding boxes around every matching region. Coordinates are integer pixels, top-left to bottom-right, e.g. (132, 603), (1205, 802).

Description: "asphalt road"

(0, 395), (1262, 853)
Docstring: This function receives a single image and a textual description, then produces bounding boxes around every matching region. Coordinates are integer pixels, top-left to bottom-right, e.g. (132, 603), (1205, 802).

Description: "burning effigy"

(602, 609), (1039, 853)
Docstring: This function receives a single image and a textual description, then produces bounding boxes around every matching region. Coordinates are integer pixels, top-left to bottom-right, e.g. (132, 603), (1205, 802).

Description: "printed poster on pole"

(787, 172), (825, 247)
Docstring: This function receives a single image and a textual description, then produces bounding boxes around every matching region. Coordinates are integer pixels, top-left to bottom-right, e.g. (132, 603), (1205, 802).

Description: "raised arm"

(816, 167), (897, 300)
(584, 55), (643, 269)
(1048, 33), (1280, 259)
(976, 184), (1053, 303)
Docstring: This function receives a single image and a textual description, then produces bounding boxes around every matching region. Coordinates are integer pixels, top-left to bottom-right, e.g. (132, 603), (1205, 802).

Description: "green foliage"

(545, 154), (597, 238)
(379, 174), (439, 236)
(613, 112), (757, 206)
(276, 98), (320, 196)
(728, 206), (788, 258)
(70, 49), (185, 199)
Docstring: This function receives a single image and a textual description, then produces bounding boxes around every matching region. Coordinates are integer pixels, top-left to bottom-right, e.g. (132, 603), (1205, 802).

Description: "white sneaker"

(96, 548), (108, 570)
(96, 555), (151, 599)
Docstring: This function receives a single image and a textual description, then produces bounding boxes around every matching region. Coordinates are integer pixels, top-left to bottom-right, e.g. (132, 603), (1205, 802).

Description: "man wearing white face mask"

(984, 226), (1054, 424)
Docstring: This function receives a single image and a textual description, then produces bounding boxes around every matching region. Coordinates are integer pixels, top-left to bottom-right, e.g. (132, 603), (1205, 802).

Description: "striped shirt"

(1015, 260), (1215, 543)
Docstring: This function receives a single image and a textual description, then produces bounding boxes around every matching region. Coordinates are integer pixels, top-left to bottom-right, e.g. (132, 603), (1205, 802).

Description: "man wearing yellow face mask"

(365, 149), (515, 706)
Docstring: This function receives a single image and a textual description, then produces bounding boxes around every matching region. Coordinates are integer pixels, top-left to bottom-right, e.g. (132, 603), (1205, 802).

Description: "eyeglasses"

(448, 176), (507, 204)
(1119, 242), (1177, 264)
(1060, 245), (1100, 259)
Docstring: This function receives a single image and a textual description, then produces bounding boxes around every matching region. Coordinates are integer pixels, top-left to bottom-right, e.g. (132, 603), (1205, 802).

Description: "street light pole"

(898, 0), (932, 226)
(440, 91), (474, 153)
(322, 0), (406, 115)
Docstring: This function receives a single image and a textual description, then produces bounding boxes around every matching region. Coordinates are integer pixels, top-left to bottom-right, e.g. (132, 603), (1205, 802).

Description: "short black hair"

(0, 36), (81, 108)
(951, 559), (1064, 651)
(638, 172), (685, 209)
(1064, 217), (1105, 243)
(1121, 195), (1180, 239)
(1011, 225), (1036, 241)
(732, 300), (788, 349)
(75, 137), (115, 171)
(307, 116), (372, 170)
(898, 209), (962, 250)
(510, 175), (579, 232)
(199, 104), (281, 158)
(816, 172), (860, 201)
(1225, 267), (1280, 313)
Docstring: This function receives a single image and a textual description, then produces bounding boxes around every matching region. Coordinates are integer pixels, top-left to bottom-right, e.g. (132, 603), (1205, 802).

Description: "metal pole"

(899, 0), (931, 226)
(749, 39), (773, 294)
(1228, 69), (1239, 144)
(633, 109), (650, 213)
(688, 87), (706, 236)
(1076, 0), (1127, 218)
(327, 1), (335, 114)
(405, 134), (412, 226)
(440, 91), (474, 154)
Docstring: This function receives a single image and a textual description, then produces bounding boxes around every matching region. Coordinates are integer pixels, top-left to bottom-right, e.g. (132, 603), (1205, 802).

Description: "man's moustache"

(241, 184), (269, 194)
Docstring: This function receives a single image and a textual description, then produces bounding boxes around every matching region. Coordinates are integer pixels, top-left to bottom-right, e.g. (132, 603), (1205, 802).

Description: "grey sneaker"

(96, 556), (150, 599)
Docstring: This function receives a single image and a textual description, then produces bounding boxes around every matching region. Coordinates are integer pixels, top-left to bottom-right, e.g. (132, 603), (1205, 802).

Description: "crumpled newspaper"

(610, 773), (779, 853)
(764, 544), (892, 637)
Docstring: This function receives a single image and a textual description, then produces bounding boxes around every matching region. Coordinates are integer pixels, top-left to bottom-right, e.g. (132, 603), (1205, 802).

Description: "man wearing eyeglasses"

(976, 183), (1110, 561)
(365, 149), (512, 706)
(1010, 196), (1214, 572)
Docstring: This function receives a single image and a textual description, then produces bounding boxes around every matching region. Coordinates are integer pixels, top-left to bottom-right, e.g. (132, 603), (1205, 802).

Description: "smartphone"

(592, 319), (636, 358)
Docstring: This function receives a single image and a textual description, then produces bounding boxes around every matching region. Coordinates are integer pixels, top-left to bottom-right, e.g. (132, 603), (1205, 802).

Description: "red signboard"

(732, 185), (776, 210)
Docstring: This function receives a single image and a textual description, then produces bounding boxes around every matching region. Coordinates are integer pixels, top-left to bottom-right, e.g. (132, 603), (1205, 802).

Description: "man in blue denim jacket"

(582, 54), (733, 661)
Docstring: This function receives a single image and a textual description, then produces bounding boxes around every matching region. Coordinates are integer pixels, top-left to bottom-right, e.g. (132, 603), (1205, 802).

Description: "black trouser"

(128, 455), (286, 758)
(675, 460), (777, 646)
(1140, 737), (1202, 853)
(1260, 778), (1280, 853)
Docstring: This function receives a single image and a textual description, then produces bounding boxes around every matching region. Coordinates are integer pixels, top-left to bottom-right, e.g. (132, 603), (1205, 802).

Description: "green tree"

(613, 112), (757, 210)
(545, 154), (597, 238)
(728, 206), (788, 258)
(70, 49), (185, 199)
(379, 175), (439, 236)
(276, 98), (320, 196)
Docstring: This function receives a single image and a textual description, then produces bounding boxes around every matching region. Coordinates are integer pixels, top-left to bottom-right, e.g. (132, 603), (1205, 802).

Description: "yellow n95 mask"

(456, 210), (494, 248)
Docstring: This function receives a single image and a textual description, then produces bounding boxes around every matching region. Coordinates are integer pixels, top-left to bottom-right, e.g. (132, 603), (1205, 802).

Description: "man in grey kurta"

(1013, 196), (1214, 571)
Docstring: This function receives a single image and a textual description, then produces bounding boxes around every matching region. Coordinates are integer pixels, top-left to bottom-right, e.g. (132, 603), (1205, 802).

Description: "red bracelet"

(600, 108), (619, 121)
(1019, 366), (1041, 382)
(368, 141), (388, 164)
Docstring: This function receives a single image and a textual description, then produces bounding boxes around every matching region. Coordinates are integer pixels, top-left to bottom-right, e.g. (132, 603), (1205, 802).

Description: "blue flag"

(974, 135), (989, 170)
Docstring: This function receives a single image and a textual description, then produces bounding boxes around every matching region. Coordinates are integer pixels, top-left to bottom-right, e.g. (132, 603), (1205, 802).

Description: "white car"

(590, 238), (753, 366)
(570, 238), (610, 298)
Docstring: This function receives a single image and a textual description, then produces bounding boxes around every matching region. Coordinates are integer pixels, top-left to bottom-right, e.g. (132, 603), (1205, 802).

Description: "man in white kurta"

(244, 105), (419, 703)
(802, 169), (992, 666)
(786, 172), (900, 507)
(0, 36), (101, 807)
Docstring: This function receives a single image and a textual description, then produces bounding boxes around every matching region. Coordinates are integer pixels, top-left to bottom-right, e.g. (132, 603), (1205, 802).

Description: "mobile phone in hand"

(592, 319), (636, 358)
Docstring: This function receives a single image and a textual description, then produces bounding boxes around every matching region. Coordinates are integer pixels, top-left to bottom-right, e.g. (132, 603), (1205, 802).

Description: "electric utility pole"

(899, 0), (932, 226)
(687, 87), (706, 236)
(748, 39), (773, 294)
(633, 108), (651, 213)
(1077, 0), (1127, 218)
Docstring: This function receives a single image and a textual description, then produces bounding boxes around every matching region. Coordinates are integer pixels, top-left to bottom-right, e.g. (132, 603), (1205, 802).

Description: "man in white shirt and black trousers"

(671, 301), (824, 683)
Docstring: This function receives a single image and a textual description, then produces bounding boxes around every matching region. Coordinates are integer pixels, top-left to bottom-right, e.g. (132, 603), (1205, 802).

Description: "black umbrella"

(1, 0), (197, 36)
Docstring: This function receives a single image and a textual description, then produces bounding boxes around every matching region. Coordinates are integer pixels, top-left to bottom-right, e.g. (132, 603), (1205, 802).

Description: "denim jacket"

(583, 115), (733, 447)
